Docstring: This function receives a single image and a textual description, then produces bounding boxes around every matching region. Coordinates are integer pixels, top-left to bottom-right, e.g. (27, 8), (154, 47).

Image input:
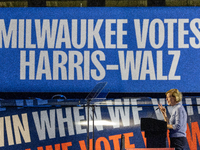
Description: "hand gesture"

(158, 104), (166, 115)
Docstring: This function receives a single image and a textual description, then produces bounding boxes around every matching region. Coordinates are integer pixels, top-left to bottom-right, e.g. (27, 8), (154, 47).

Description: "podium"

(141, 118), (167, 148)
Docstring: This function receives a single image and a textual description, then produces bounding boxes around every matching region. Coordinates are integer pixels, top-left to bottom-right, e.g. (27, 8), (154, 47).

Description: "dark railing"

(0, 0), (199, 7)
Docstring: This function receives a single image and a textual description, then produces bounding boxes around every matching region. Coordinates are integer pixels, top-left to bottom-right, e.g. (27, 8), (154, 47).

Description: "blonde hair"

(166, 89), (182, 102)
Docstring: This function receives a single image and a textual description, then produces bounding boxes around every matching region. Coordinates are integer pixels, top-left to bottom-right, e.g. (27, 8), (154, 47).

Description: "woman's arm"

(158, 104), (173, 129)
(158, 104), (169, 123)
(167, 124), (173, 129)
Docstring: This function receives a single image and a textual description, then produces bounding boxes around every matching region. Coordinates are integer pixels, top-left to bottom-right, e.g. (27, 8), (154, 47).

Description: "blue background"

(0, 7), (200, 92)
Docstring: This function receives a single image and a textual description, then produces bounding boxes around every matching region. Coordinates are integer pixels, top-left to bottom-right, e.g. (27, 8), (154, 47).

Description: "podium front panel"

(126, 148), (174, 150)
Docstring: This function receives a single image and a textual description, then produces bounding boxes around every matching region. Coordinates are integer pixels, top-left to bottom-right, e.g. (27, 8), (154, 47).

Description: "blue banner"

(0, 97), (200, 150)
(0, 7), (200, 92)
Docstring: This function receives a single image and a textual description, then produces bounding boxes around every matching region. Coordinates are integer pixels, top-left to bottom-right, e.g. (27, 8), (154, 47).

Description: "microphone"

(150, 107), (159, 118)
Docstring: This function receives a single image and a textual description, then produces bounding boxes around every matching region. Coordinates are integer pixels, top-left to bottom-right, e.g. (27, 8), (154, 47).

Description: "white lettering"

(118, 51), (142, 80)
(91, 50), (105, 80)
(149, 19), (165, 49)
(36, 51), (52, 80)
(190, 18), (200, 48)
(20, 50), (35, 80)
(0, 19), (17, 48)
(168, 50), (181, 80)
(106, 19), (116, 48)
(134, 19), (149, 49)
(164, 19), (177, 48)
(35, 19), (58, 49)
(12, 113), (31, 144)
(140, 51), (156, 80)
(32, 110), (55, 140)
(178, 19), (189, 48)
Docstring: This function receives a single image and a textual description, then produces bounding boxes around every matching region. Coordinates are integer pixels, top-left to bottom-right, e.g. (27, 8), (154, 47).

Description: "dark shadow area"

(0, 92), (199, 99)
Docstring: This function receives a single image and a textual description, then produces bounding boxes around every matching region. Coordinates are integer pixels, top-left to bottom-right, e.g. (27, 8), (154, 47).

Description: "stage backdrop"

(0, 7), (200, 93)
(0, 97), (200, 150)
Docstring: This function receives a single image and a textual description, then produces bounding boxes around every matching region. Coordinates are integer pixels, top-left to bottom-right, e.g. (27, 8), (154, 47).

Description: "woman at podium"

(158, 89), (187, 150)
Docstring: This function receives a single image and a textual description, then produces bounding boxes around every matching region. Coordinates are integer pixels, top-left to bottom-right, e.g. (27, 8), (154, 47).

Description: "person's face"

(166, 93), (176, 106)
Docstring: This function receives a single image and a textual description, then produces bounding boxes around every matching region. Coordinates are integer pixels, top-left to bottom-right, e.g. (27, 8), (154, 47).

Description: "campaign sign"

(0, 97), (200, 150)
(0, 7), (200, 92)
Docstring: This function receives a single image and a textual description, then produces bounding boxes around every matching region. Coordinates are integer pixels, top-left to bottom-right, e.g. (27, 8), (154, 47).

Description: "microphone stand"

(86, 103), (95, 150)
